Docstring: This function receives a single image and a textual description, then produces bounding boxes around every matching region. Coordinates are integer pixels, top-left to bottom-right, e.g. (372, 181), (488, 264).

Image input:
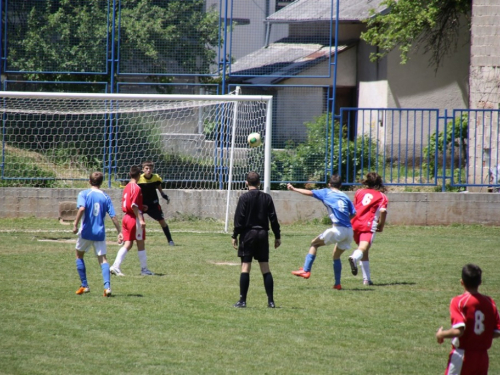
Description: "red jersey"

(351, 188), (388, 233)
(449, 292), (500, 351)
(122, 181), (143, 217)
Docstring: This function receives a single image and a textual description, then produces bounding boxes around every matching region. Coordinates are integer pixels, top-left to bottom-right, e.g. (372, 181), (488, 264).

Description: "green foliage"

(422, 114), (468, 184)
(7, 0), (220, 91)
(48, 143), (102, 171)
(362, 0), (471, 69)
(271, 113), (381, 188)
(203, 120), (218, 141)
(0, 150), (56, 188)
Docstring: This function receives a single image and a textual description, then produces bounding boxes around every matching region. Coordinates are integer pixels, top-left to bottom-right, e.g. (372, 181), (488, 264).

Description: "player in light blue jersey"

(72, 172), (123, 297)
(288, 174), (356, 290)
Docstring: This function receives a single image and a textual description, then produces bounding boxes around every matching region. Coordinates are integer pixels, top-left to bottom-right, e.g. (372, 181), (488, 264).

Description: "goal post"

(0, 91), (273, 229)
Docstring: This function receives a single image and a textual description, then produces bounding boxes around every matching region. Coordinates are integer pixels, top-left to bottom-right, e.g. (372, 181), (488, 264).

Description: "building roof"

(229, 38), (354, 84)
(267, 0), (389, 23)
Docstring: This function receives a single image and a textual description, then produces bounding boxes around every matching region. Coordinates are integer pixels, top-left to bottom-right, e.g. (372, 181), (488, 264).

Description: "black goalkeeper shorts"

(144, 203), (165, 221)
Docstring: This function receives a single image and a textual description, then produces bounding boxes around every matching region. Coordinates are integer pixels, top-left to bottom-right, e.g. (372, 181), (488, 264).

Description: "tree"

(5, 0), (220, 91)
(361, 0), (471, 69)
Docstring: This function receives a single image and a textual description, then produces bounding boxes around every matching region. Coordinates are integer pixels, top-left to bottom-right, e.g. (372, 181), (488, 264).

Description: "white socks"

(350, 249), (363, 262)
(113, 247), (128, 268)
(361, 261), (371, 281)
(138, 249), (148, 269)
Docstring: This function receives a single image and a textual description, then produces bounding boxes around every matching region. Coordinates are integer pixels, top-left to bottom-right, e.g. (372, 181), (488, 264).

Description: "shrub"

(271, 113), (381, 189)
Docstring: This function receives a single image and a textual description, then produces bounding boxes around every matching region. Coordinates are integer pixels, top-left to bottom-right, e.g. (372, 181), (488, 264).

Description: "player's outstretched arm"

(287, 183), (313, 196)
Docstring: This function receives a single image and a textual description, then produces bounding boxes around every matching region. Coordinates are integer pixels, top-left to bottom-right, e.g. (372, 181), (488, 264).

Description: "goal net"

(0, 91), (272, 228)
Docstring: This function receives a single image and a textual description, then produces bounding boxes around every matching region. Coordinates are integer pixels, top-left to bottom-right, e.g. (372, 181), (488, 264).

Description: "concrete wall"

(469, 1), (500, 188)
(1, 188), (499, 226)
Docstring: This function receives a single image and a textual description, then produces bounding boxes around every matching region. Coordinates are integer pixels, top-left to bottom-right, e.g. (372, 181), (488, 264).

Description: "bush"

(271, 113), (381, 189)
(422, 114), (468, 184)
(0, 151), (56, 188)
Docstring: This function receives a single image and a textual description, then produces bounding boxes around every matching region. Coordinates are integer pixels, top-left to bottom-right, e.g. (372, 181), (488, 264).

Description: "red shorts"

(122, 214), (146, 241)
(353, 231), (375, 246)
(445, 348), (489, 375)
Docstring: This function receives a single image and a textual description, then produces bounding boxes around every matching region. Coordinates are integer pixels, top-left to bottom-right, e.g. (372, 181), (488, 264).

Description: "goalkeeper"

(137, 161), (175, 246)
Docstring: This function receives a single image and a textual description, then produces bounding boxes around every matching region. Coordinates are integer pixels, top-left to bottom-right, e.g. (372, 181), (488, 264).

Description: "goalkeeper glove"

(161, 192), (170, 204)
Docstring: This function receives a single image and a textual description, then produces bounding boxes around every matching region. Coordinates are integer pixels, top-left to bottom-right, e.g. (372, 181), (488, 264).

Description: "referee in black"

(231, 171), (281, 308)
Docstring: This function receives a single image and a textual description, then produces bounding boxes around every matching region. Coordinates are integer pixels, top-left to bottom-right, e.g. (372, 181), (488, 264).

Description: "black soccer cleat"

(268, 301), (275, 308)
(233, 301), (246, 308)
(348, 256), (358, 276)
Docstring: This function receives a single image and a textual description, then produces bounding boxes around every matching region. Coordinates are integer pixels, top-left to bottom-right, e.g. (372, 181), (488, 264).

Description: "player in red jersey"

(347, 172), (388, 285)
(436, 264), (500, 375)
(110, 165), (155, 276)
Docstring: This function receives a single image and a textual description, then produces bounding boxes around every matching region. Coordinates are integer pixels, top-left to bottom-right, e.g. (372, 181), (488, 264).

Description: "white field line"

(0, 229), (226, 234)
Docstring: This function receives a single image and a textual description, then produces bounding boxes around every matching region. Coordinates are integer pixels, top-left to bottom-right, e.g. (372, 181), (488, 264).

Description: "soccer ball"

(247, 132), (262, 148)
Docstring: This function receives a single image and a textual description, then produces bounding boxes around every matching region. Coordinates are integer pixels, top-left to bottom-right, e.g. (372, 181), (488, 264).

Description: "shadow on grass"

(372, 281), (416, 286)
(348, 281), (416, 291)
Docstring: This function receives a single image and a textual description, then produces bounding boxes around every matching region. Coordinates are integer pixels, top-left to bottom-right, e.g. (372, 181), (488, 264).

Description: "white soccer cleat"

(110, 266), (125, 277)
(103, 288), (112, 297)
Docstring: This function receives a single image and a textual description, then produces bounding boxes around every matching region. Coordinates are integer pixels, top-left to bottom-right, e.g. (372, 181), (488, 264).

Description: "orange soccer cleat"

(291, 269), (311, 279)
(76, 286), (90, 295)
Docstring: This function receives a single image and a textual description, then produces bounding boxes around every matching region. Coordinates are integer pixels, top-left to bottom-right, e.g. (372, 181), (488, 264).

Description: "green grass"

(1, 219), (499, 374)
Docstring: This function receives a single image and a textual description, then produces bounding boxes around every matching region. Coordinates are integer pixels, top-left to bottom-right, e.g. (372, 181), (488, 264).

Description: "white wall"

(274, 86), (325, 143)
(284, 46), (357, 86)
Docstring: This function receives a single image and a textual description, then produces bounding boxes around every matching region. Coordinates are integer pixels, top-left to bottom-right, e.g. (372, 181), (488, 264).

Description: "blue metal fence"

(1, 1), (499, 191)
(339, 108), (500, 191)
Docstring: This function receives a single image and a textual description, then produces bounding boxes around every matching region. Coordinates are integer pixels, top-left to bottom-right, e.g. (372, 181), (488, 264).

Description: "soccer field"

(0, 219), (499, 375)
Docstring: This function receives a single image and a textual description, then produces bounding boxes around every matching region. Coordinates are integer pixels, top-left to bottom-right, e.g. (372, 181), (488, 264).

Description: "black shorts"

(144, 202), (164, 221)
(238, 229), (269, 262)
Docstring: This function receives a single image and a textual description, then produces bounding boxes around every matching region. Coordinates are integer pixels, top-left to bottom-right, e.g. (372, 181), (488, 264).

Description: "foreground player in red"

(436, 264), (500, 375)
(347, 172), (388, 285)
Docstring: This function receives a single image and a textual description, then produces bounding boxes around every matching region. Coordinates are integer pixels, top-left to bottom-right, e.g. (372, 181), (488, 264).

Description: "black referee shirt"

(232, 189), (280, 240)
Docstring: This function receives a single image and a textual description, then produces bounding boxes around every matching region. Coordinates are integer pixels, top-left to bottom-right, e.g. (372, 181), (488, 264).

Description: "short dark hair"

(362, 172), (386, 192)
(246, 171), (260, 187)
(328, 174), (342, 189)
(462, 264), (482, 289)
(142, 161), (154, 169)
(129, 165), (142, 179)
(89, 172), (103, 187)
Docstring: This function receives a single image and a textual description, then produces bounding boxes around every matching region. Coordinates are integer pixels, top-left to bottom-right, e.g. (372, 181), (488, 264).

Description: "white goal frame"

(0, 91), (273, 232)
